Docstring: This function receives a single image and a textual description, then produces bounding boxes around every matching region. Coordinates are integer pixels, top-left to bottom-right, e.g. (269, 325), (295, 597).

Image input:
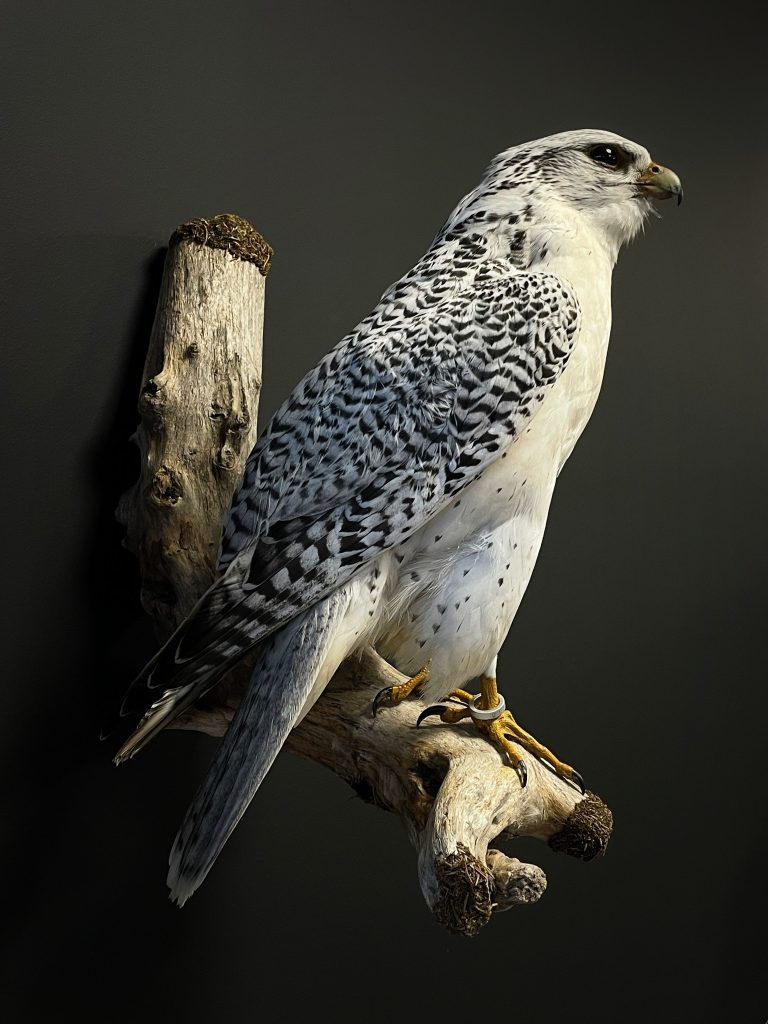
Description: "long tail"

(167, 588), (350, 906)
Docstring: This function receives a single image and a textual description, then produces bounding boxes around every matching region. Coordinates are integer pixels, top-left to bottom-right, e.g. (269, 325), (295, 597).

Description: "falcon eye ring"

(588, 144), (623, 168)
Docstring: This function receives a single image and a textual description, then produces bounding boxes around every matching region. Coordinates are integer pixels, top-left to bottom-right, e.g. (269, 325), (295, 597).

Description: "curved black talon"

(516, 759), (528, 788)
(530, 756), (586, 794)
(372, 687), (394, 718)
(416, 705), (448, 727)
(503, 734), (528, 787)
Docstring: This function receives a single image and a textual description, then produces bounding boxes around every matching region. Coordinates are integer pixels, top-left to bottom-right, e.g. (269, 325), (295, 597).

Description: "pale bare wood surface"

(119, 214), (613, 936)
(177, 648), (612, 935)
(116, 214), (270, 637)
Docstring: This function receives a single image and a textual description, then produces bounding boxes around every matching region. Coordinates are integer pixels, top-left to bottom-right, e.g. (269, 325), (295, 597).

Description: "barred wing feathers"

(115, 272), (579, 759)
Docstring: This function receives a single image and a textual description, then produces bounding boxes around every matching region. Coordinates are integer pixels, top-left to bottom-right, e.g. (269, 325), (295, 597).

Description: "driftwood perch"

(117, 214), (270, 637)
(119, 213), (613, 937)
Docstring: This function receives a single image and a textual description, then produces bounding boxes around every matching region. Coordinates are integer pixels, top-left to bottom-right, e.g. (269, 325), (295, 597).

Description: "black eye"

(588, 144), (622, 168)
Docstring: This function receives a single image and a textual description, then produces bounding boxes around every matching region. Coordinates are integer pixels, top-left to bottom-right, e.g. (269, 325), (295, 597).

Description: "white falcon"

(115, 129), (682, 904)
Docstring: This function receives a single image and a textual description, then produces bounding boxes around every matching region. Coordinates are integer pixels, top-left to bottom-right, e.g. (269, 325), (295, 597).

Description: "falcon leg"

(372, 662), (431, 717)
(418, 672), (585, 793)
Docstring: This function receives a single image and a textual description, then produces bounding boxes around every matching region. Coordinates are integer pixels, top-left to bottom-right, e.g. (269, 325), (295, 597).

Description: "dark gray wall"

(2, 2), (766, 1021)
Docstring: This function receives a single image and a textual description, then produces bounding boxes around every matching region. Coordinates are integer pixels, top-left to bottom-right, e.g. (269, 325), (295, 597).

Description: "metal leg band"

(468, 693), (506, 721)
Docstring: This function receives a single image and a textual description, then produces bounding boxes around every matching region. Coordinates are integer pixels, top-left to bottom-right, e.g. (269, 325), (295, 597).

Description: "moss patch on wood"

(170, 213), (273, 274)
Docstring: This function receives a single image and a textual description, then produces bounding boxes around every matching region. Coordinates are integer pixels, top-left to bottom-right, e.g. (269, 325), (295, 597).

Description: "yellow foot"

(416, 676), (585, 793)
(372, 662), (431, 717)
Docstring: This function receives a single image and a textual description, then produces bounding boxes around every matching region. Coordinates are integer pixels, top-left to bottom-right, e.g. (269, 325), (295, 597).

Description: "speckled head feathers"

(440, 129), (663, 256)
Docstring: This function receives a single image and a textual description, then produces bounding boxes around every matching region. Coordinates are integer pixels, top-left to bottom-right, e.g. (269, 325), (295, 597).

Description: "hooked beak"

(637, 161), (683, 205)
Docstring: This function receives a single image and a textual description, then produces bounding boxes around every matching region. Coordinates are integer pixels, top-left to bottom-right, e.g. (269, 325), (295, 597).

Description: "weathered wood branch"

(177, 649), (612, 935)
(119, 214), (613, 937)
(117, 214), (270, 637)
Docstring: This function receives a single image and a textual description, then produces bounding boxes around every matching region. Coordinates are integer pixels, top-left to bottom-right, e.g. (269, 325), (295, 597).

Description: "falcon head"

(444, 129), (682, 259)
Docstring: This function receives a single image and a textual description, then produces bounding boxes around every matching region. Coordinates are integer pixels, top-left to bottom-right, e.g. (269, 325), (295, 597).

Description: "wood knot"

(216, 445), (236, 471)
(150, 465), (183, 506)
(411, 755), (448, 801)
(139, 376), (168, 420)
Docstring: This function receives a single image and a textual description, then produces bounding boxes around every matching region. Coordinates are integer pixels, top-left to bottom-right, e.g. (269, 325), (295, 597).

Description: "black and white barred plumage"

(115, 129), (680, 904)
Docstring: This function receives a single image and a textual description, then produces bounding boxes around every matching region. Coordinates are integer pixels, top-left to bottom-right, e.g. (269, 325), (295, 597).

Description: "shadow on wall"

(0, 242), (179, 942)
(87, 246), (168, 734)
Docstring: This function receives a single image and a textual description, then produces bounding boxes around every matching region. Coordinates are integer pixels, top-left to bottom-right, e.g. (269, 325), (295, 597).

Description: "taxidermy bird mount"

(115, 131), (682, 935)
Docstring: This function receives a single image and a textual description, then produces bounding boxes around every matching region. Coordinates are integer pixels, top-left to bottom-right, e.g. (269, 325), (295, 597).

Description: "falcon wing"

(116, 271), (579, 755)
